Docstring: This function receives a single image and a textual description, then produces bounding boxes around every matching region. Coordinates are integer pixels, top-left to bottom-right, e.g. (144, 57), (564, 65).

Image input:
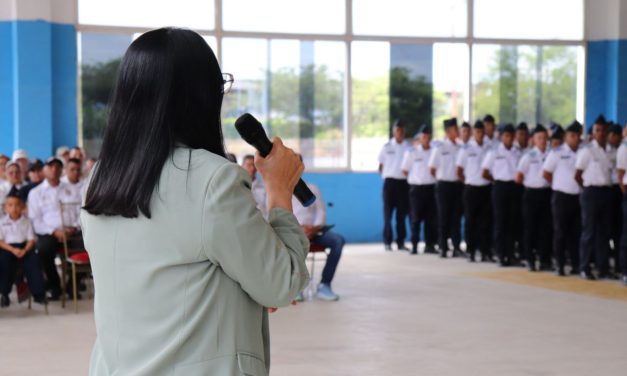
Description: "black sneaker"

(424, 245), (437, 254)
(1, 294), (10, 308)
(397, 244), (409, 252)
(556, 267), (566, 277)
(410, 244), (418, 255)
(598, 272), (618, 280)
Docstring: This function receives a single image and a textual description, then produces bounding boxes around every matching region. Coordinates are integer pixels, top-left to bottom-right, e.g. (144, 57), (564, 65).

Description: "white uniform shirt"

(0, 214), (35, 244)
(251, 178), (267, 218)
(292, 184), (326, 227)
(617, 141), (627, 186)
(27, 180), (78, 235)
(481, 143), (521, 182)
(517, 147), (550, 189)
(575, 140), (612, 187)
(428, 138), (461, 182)
(543, 145), (581, 195)
(456, 139), (490, 186)
(606, 144), (619, 185)
(378, 140), (412, 180)
(401, 144), (436, 185)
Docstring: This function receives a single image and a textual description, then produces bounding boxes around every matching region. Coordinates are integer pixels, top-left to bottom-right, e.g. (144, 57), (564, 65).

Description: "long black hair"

(84, 28), (226, 218)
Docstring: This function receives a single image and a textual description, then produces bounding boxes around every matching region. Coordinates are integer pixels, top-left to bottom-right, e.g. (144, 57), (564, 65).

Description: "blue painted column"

(0, 0), (77, 159)
(585, 0), (627, 125)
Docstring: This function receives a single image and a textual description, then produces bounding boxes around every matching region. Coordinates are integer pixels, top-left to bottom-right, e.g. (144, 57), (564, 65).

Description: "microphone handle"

(252, 137), (316, 207)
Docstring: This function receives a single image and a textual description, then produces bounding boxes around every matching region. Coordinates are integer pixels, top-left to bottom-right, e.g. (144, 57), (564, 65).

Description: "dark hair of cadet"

(84, 28), (226, 218)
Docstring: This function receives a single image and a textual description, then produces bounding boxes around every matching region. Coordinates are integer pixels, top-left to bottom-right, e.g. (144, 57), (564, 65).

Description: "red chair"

(304, 243), (328, 300)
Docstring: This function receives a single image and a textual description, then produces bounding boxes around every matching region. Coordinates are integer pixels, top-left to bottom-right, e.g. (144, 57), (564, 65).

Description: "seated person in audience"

(0, 161), (27, 212)
(0, 192), (46, 307)
(19, 159), (45, 201)
(84, 158), (97, 178)
(11, 149), (30, 183)
(241, 154), (267, 217)
(56, 146), (71, 165)
(69, 146), (85, 166)
(61, 158), (85, 230)
(27, 157), (77, 300)
(293, 156), (344, 301)
(0, 154), (9, 182)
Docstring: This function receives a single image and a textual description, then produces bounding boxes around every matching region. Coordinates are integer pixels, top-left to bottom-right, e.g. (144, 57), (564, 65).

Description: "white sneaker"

(316, 283), (339, 301)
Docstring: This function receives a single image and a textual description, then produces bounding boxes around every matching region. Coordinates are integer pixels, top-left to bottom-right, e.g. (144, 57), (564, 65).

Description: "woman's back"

(82, 146), (310, 375)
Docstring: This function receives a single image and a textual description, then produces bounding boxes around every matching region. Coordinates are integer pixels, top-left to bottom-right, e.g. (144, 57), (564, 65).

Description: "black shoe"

(384, 244), (392, 252)
(499, 258), (510, 267)
(556, 267), (566, 276)
(1, 294), (10, 308)
(33, 294), (48, 305)
(410, 249), (418, 255)
(439, 250), (447, 258)
(78, 282), (87, 292)
(410, 244), (418, 254)
(424, 245), (437, 254)
(539, 263), (553, 272)
(468, 254), (476, 263)
(579, 271), (596, 281)
(47, 291), (61, 301)
(598, 272), (618, 280)
(452, 248), (463, 258)
(482, 255), (495, 263)
(397, 245), (409, 252)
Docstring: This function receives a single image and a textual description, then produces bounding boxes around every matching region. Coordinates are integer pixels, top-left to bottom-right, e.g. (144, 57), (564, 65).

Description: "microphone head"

(235, 113), (266, 144)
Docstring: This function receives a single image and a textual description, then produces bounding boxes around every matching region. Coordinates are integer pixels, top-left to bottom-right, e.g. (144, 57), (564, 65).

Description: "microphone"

(234, 113), (316, 207)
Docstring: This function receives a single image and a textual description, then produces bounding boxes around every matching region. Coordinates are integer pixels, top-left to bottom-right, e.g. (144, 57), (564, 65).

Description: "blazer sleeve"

(201, 162), (310, 308)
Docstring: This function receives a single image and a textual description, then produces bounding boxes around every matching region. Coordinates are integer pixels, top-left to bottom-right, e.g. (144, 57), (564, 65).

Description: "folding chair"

(303, 243), (329, 300)
(59, 201), (91, 313)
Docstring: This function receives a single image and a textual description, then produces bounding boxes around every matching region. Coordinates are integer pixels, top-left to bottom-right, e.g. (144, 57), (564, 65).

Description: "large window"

(472, 45), (584, 125)
(78, 0), (215, 29)
(353, 0), (467, 37)
(474, 0), (583, 40)
(221, 38), (347, 168)
(222, 0), (345, 34)
(78, 0), (585, 171)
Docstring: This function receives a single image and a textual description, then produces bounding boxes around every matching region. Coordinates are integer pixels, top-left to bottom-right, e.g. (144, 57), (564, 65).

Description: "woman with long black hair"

(81, 28), (309, 375)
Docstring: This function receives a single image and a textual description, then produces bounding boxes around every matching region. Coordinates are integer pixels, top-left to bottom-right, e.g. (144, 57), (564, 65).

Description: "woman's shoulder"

(170, 147), (249, 186)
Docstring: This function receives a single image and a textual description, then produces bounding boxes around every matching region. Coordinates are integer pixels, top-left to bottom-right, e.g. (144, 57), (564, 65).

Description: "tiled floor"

(1, 244), (626, 375)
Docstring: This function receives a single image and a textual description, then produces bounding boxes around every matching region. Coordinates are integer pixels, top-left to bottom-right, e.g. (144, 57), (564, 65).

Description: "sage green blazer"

(81, 146), (310, 376)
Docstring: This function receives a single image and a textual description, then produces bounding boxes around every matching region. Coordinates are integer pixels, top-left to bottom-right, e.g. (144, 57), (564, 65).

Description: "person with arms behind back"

(81, 28), (309, 376)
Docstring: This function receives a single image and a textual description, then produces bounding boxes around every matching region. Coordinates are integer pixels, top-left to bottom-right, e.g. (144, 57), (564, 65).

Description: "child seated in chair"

(0, 192), (46, 307)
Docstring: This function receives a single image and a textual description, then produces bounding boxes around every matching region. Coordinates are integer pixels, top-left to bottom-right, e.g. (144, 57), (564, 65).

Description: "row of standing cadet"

(378, 114), (627, 286)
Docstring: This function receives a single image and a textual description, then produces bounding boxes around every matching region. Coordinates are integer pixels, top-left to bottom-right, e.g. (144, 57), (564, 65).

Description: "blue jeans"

(312, 230), (345, 285)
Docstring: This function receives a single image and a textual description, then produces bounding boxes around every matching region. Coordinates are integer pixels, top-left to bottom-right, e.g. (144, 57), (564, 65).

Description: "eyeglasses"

(222, 73), (234, 94)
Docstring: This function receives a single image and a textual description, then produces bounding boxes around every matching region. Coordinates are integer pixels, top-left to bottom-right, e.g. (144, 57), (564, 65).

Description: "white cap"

(56, 146), (70, 157)
(11, 149), (28, 161)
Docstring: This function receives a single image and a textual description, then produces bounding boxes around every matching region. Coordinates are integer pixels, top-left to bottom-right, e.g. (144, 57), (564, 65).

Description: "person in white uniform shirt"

(378, 120), (412, 251)
(615, 127), (627, 286)
(457, 120), (492, 262)
(516, 124), (552, 271)
(482, 114), (497, 148)
(401, 125), (437, 255)
(574, 117), (614, 280)
(606, 122), (623, 275)
(549, 122), (565, 150)
(512, 122), (530, 259)
(481, 124), (522, 266)
(61, 158), (85, 228)
(543, 121), (582, 276)
(0, 161), (27, 211)
(27, 157), (78, 300)
(11, 149), (30, 183)
(0, 192), (46, 307)
(292, 156), (343, 301)
(459, 121), (472, 145)
(429, 118), (463, 258)
(241, 154), (268, 218)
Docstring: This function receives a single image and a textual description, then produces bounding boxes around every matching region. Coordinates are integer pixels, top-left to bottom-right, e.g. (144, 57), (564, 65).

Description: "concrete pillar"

(0, 0), (77, 159)
(585, 0), (627, 126)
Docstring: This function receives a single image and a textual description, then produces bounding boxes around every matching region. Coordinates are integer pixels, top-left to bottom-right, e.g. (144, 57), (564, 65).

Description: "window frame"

(76, 0), (586, 172)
